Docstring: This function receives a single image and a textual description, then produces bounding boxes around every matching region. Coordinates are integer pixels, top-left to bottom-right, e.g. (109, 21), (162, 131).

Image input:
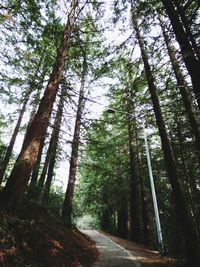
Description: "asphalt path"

(82, 230), (141, 267)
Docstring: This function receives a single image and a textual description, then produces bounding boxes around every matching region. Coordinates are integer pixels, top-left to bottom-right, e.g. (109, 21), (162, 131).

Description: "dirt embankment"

(0, 202), (99, 267)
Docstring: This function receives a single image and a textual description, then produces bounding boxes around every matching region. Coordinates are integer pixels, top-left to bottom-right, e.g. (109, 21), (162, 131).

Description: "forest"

(0, 0), (199, 266)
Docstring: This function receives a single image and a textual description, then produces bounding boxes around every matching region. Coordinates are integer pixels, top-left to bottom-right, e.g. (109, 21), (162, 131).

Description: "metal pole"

(142, 121), (164, 252)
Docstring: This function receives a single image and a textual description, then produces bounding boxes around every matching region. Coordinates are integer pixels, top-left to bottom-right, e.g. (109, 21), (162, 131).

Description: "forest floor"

(0, 201), (99, 267)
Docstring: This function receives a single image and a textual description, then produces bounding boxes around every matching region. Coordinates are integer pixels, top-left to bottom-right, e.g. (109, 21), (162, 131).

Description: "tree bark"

(29, 135), (45, 188)
(159, 17), (200, 161)
(28, 88), (45, 188)
(173, 0), (200, 61)
(132, 10), (200, 265)
(42, 91), (64, 203)
(127, 114), (141, 242)
(0, 53), (44, 185)
(62, 61), (86, 224)
(117, 196), (128, 238)
(0, 90), (31, 184)
(161, 0), (200, 110)
(101, 209), (110, 231)
(0, 0), (78, 210)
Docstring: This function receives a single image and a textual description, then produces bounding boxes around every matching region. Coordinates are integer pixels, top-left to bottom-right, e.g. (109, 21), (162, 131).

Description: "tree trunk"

(0, 90), (31, 184)
(132, 10), (200, 265)
(159, 16), (200, 160)
(37, 146), (50, 191)
(161, 0), (200, 110)
(0, 54), (44, 185)
(173, 0), (200, 61)
(136, 137), (155, 247)
(101, 209), (110, 231)
(42, 91), (64, 203)
(127, 115), (141, 242)
(117, 197), (128, 238)
(0, 0), (78, 210)
(29, 135), (45, 188)
(62, 63), (86, 224)
(139, 173), (155, 247)
(28, 89), (45, 188)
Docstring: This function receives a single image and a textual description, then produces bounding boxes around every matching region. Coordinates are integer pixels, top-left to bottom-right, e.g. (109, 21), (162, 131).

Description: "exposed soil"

(100, 231), (185, 267)
(0, 202), (99, 267)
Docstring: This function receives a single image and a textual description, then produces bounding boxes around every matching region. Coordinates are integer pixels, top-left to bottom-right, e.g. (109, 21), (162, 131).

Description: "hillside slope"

(0, 202), (99, 267)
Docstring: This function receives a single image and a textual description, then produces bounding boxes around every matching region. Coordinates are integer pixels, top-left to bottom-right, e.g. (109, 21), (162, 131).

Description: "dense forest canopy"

(0, 0), (199, 266)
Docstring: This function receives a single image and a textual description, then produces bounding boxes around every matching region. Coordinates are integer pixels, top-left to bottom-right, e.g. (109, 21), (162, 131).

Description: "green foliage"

(75, 104), (131, 225)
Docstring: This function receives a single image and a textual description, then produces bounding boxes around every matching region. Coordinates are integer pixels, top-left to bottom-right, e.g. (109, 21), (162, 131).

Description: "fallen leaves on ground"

(100, 231), (185, 266)
(0, 202), (99, 267)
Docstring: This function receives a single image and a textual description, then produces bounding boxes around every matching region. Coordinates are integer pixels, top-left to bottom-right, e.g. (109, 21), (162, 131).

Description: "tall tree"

(132, 7), (200, 265)
(42, 89), (65, 203)
(0, 0), (79, 209)
(158, 16), (200, 162)
(173, 0), (200, 61)
(161, 0), (200, 109)
(62, 57), (87, 224)
(0, 89), (32, 184)
(0, 52), (45, 185)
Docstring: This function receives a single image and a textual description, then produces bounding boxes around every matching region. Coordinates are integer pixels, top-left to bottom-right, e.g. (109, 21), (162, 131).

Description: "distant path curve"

(82, 230), (141, 267)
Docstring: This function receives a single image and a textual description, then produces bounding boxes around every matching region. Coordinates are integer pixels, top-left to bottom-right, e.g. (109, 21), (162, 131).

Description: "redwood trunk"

(28, 91), (43, 188)
(29, 136), (45, 188)
(0, 90), (31, 184)
(117, 197), (128, 238)
(128, 116), (141, 242)
(159, 17), (200, 160)
(42, 92), (64, 203)
(173, 0), (200, 61)
(37, 147), (50, 190)
(0, 0), (78, 209)
(101, 209), (110, 231)
(62, 65), (86, 223)
(161, 0), (200, 110)
(0, 55), (44, 185)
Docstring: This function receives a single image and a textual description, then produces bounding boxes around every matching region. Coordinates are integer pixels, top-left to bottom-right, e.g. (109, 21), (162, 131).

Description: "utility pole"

(142, 121), (164, 253)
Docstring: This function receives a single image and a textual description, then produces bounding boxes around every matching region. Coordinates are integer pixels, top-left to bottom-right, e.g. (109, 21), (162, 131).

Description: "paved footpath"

(82, 230), (141, 267)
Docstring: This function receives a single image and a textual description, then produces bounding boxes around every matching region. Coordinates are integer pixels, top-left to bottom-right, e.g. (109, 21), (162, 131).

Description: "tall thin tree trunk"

(0, 0), (78, 210)
(173, 0), (200, 61)
(42, 92), (64, 203)
(127, 115), (141, 242)
(27, 89), (43, 189)
(161, 0), (200, 110)
(132, 10), (200, 265)
(101, 208), (110, 231)
(37, 146), (50, 191)
(62, 63), (86, 224)
(159, 17), (200, 160)
(28, 87), (46, 188)
(0, 54), (44, 185)
(117, 196), (128, 238)
(0, 90), (31, 184)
